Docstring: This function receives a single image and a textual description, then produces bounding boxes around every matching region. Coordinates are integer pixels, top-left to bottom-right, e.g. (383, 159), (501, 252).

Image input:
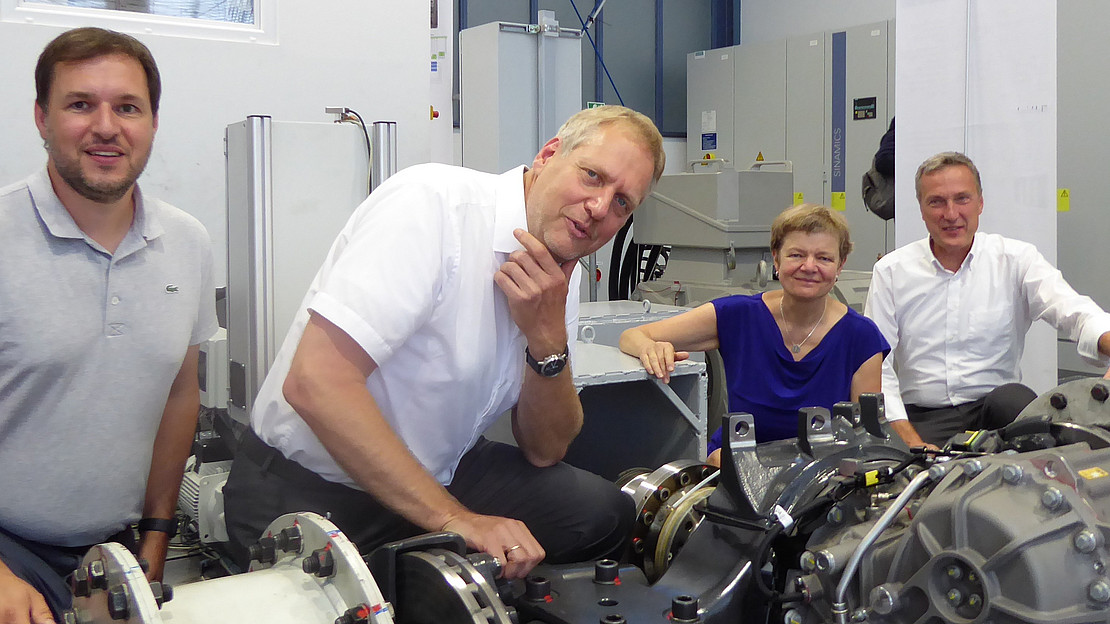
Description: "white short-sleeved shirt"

(252, 163), (581, 486)
(0, 169), (218, 546)
(865, 232), (1110, 423)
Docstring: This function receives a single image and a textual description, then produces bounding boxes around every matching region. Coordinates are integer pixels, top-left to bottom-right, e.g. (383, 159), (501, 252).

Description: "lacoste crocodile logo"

(165, 284), (179, 293)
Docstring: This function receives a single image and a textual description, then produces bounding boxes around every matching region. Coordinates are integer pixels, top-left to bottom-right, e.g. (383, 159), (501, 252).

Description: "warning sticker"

(1079, 467), (1109, 480)
(831, 192), (846, 211)
(1058, 188), (1071, 212)
(794, 192), (804, 206)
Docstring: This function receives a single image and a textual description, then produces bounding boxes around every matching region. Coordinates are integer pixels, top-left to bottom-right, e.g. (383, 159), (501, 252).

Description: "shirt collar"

(923, 232), (980, 273)
(492, 165), (529, 254)
(28, 167), (163, 249)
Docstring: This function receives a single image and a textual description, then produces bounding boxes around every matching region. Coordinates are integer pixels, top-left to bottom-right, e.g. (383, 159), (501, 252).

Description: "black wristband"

(137, 517), (178, 538)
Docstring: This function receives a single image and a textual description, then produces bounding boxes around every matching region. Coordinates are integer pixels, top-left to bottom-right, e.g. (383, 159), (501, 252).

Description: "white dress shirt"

(865, 232), (1110, 423)
(251, 163), (580, 487)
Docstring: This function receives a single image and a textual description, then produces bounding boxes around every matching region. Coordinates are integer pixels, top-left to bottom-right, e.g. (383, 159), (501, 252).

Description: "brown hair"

(914, 151), (982, 200)
(36, 27), (162, 114)
(555, 105), (666, 183)
(770, 203), (853, 262)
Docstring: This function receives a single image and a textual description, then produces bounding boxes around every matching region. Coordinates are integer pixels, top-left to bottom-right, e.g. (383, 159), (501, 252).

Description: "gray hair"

(914, 151), (982, 200)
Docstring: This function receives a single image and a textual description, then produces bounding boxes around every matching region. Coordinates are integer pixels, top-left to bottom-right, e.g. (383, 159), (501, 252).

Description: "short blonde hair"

(555, 106), (666, 183)
(770, 203), (853, 262)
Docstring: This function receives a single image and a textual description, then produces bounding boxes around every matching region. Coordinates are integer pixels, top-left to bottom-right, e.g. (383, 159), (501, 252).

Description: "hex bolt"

(1088, 580), (1110, 603)
(656, 487), (672, 502)
(800, 551), (817, 572)
(869, 584), (900, 615)
(815, 550), (837, 572)
(275, 525), (303, 553)
(248, 536), (278, 565)
(1050, 393), (1068, 410)
(783, 609), (804, 624)
(70, 566), (91, 597)
(962, 460), (984, 478)
(1002, 464), (1024, 484)
(827, 506), (845, 525)
(1076, 530), (1100, 554)
(88, 560), (108, 591)
(967, 594), (983, 610)
(149, 581), (173, 607)
(594, 559), (619, 584)
(1042, 487), (1066, 511)
(946, 565), (963, 580)
(946, 588), (963, 607)
(107, 586), (130, 621)
(928, 464), (948, 481)
(302, 547), (335, 578)
(670, 594), (699, 623)
(1093, 384), (1110, 403)
(525, 575), (552, 601)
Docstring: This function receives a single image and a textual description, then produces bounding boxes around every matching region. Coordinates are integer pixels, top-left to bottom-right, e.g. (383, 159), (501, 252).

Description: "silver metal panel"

(786, 33), (826, 207)
(225, 119), (368, 424)
(460, 19), (582, 174)
(1058, 2), (1110, 315)
(225, 116), (270, 424)
(837, 21), (892, 270)
(686, 47), (735, 167)
(634, 169), (794, 249)
(733, 39), (787, 166)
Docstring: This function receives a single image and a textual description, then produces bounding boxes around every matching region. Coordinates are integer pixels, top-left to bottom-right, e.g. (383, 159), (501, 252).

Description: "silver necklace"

(780, 296), (827, 354)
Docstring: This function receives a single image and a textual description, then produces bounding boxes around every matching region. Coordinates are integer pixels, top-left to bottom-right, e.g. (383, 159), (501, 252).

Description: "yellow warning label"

(793, 192), (805, 206)
(1079, 467), (1109, 480)
(1058, 188), (1070, 212)
(831, 192), (847, 211)
(756, 152), (765, 161)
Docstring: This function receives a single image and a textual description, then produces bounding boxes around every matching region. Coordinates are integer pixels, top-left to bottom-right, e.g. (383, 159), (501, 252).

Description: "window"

(2, 0), (275, 43)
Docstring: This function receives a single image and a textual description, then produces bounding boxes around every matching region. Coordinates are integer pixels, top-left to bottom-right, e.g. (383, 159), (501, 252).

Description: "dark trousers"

(0, 526), (135, 620)
(223, 429), (634, 570)
(906, 382), (1038, 446)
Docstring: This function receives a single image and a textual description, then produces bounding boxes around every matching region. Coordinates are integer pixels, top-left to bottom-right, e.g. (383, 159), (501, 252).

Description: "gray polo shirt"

(0, 169), (218, 546)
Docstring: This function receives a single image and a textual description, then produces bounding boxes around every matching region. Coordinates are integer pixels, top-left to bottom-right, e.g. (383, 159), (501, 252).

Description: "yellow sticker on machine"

(831, 192), (847, 211)
(1079, 467), (1109, 480)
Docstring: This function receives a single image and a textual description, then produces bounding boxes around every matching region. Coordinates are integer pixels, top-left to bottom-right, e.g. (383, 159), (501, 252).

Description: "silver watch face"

(539, 356), (566, 377)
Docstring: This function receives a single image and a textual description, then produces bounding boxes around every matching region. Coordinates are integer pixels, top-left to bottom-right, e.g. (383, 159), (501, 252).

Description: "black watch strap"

(525, 345), (569, 377)
(138, 517), (178, 538)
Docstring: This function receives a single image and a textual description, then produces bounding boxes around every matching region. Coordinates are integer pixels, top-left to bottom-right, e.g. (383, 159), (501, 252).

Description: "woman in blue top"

(620, 204), (890, 466)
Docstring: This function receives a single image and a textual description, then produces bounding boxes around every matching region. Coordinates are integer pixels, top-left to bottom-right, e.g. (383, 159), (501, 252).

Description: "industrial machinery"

(67, 512), (395, 623)
(73, 380), (1110, 623)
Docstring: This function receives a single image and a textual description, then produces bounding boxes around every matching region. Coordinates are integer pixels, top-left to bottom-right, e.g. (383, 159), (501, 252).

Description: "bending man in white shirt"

(865, 151), (1110, 448)
(223, 106), (665, 580)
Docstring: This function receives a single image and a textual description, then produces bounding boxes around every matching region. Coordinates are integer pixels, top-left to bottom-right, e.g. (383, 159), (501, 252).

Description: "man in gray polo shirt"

(0, 28), (217, 623)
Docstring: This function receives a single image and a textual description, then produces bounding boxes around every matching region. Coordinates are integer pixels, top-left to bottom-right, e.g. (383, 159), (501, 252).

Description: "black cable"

(569, 0), (625, 106)
(609, 219), (632, 300)
(343, 108), (373, 195)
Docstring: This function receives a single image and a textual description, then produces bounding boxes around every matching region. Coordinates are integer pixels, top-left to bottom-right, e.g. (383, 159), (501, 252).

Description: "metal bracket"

(650, 377), (701, 430)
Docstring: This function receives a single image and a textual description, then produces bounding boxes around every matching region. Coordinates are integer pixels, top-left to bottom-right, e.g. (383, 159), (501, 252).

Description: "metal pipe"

(370, 121), (397, 192)
(832, 467), (939, 624)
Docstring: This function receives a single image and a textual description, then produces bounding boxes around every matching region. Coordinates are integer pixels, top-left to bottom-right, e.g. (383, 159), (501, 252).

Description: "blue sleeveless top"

(708, 293), (889, 449)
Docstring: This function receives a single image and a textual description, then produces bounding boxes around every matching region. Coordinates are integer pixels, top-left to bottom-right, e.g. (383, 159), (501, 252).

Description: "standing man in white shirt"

(223, 106), (666, 580)
(865, 151), (1110, 448)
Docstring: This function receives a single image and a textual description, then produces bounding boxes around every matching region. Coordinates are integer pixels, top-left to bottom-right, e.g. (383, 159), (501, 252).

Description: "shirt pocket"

(967, 304), (1016, 359)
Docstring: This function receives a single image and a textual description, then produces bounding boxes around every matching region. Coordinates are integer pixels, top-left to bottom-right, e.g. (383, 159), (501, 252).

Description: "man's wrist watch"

(138, 517), (179, 539)
(525, 345), (569, 377)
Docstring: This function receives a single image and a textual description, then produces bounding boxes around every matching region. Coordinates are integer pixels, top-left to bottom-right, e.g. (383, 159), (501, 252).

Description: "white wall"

(741, 0), (895, 44)
(0, 2), (435, 287)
